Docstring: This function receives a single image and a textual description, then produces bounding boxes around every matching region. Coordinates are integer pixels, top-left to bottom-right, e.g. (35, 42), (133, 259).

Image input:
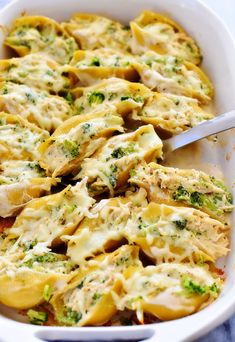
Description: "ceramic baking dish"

(0, 0), (235, 341)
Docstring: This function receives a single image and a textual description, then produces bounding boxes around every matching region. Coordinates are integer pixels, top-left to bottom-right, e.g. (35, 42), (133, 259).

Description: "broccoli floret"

(89, 57), (101, 66)
(64, 92), (74, 105)
(27, 309), (48, 325)
(58, 308), (82, 325)
(190, 191), (204, 206)
(173, 186), (189, 201)
(173, 219), (187, 230)
(62, 139), (80, 158)
(182, 277), (220, 297)
(24, 253), (58, 268)
(88, 91), (105, 105)
(182, 277), (206, 295)
(111, 143), (135, 159)
(92, 292), (103, 305)
(43, 284), (53, 302)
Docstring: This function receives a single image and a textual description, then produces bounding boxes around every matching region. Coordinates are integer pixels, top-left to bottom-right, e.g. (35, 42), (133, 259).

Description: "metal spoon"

(162, 110), (235, 157)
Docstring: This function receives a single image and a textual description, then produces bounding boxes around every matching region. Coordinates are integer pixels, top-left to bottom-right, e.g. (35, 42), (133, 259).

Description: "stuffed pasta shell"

(62, 13), (131, 52)
(70, 48), (139, 86)
(130, 93), (213, 136)
(129, 162), (233, 222)
(0, 54), (78, 94)
(66, 189), (148, 265)
(39, 111), (124, 177)
(118, 263), (222, 321)
(0, 250), (75, 309)
(0, 160), (57, 218)
(73, 78), (151, 117)
(5, 179), (94, 251)
(4, 16), (78, 64)
(130, 10), (201, 65)
(0, 113), (49, 161)
(0, 82), (74, 131)
(51, 245), (141, 326)
(134, 51), (213, 103)
(75, 125), (162, 195)
(124, 202), (229, 263)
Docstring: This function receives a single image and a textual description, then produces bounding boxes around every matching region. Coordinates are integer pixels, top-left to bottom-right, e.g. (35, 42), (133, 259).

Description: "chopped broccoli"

(23, 253), (58, 268)
(120, 95), (144, 103)
(62, 139), (80, 158)
(27, 309), (48, 325)
(182, 277), (206, 295)
(129, 169), (137, 177)
(90, 57), (101, 66)
(173, 186), (189, 201)
(88, 91), (105, 105)
(58, 308), (82, 325)
(92, 292), (103, 305)
(111, 142), (135, 159)
(77, 279), (84, 289)
(64, 92), (74, 105)
(173, 219), (187, 230)
(190, 191), (204, 206)
(82, 123), (92, 134)
(182, 277), (220, 297)
(43, 284), (53, 302)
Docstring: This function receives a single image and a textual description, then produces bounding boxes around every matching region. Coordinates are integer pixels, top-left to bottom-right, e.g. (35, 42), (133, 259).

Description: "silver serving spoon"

(163, 110), (235, 157)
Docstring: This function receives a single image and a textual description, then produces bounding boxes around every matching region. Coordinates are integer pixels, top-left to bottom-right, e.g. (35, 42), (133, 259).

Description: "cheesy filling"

(6, 179), (95, 249)
(4, 16), (78, 64)
(135, 52), (212, 102)
(76, 125), (163, 195)
(129, 162), (233, 221)
(0, 82), (73, 131)
(40, 113), (124, 177)
(0, 113), (49, 160)
(62, 13), (131, 52)
(0, 54), (75, 94)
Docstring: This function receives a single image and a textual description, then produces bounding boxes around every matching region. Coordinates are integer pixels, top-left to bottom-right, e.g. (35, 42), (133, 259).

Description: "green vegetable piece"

(58, 308), (82, 325)
(111, 142), (135, 159)
(65, 92), (74, 105)
(88, 91), (105, 105)
(43, 284), (53, 302)
(62, 139), (80, 158)
(92, 292), (103, 305)
(27, 309), (48, 325)
(90, 57), (101, 66)
(182, 277), (206, 295)
(173, 219), (187, 230)
(173, 186), (189, 201)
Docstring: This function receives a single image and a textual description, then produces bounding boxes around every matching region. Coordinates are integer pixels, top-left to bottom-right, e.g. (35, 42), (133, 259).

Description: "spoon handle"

(163, 110), (235, 156)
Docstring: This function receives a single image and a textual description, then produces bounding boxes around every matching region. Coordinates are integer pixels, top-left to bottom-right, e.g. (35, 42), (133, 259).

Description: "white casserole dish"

(0, 0), (235, 341)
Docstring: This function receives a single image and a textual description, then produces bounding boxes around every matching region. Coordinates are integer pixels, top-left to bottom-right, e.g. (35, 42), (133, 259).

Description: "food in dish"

(0, 10), (232, 328)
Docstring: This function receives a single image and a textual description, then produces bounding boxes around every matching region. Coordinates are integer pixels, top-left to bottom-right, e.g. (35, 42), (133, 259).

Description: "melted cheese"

(117, 263), (222, 321)
(129, 162), (233, 221)
(0, 250), (74, 309)
(62, 13), (131, 52)
(0, 113), (49, 160)
(70, 48), (138, 86)
(51, 245), (141, 326)
(0, 82), (73, 131)
(131, 93), (213, 135)
(6, 179), (95, 249)
(39, 111), (124, 177)
(124, 202), (228, 263)
(130, 10), (201, 65)
(5, 16), (78, 64)
(0, 160), (57, 218)
(134, 52), (213, 103)
(75, 125), (163, 195)
(66, 191), (147, 265)
(73, 77), (151, 117)
(0, 54), (77, 93)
